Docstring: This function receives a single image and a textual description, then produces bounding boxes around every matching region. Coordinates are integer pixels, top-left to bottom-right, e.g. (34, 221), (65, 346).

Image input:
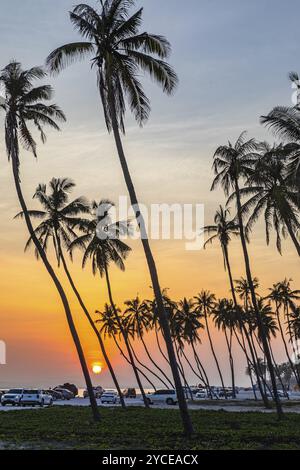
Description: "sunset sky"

(0, 0), (299, 390)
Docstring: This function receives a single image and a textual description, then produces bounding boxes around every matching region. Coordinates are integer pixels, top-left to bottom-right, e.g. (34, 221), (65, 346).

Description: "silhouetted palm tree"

(194, 290), (226, 394)
(70, 200), (149, 407)
(176, 298), (212, 395)
(18, 178), (126, 408)
(239, 143), (300, 255)
(46, 0), (193, 435)
(124, 297), (173, 388)
(212, 131), (282, 416)
(0, 61), (100, 421)
(212, 299), (238, 397)
(268, 282), (300, 387)
(203, 206), (240, 305)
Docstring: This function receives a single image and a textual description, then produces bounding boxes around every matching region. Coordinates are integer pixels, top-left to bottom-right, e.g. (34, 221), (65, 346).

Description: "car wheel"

(49, 399), (53, 406)
(166, 398), (174, 406)
(1, 403), (6, 407)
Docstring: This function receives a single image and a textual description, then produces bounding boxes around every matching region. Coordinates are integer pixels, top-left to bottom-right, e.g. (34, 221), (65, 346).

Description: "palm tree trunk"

(224, 329), (236, 398)
(191, 342), (214, 398)
(223, 245), (238, 306)
(203, 310), (226, 396)
(234, 178), (283, 417)
(275, 304), (300, 386)
(103, 263), (150, 407)
(112, 335), (156, 390)
(57, 244), (126, 408)
(137, 323), (174, 388)
(108, 91), (193, 435)
(155, 327), (170, 365)
(11, 154), (100, 422)
(128, 336), (168, 388)
(243, 327), (270, 407)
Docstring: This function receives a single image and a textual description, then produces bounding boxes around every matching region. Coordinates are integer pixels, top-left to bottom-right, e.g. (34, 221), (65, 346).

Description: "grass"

(0, 406), (300, 450)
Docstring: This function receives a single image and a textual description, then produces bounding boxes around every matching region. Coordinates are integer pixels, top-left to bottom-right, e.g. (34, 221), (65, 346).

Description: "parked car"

(46, 389), (64, 401)
(101, 391), (118, 404)
(20, 390), (53, 407)
(83, 386), (103, 399)
(122, 388), (136, 398)
(54, 387), (74, 400)
(1, 389), (24, 406)
(196, 389), (208, 399)
(146, 389), (178, 406)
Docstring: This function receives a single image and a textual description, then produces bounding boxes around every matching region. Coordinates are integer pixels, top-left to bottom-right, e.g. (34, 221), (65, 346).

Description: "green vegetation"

(0, 407), (300, 450)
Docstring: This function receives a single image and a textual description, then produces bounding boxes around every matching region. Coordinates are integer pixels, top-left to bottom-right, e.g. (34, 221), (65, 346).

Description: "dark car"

(54, 387), (74, 400)
(47, 389), (64, 400)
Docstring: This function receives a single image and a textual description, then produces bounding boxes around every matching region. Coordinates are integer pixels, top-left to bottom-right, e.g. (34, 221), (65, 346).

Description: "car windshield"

(8, 389), (22, 394)
(23, 390), (39, 394)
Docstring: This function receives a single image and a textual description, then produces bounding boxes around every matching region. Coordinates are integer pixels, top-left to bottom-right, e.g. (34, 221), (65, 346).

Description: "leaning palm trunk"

(234, 178), (282, 417)
(11, 152), (100, 422)
(112, 335), (156, 390)
(275, 303), (300, 386)
(224, 329), (236, 398)
(138, 324), (174, 388)
(103, 263), (149, 407)
(56, 239), (126, 408)
(155, 327), (170, 365)
(128, 336), (169, 389)
(203, 310), (226, 396)
(191, 342), (214, 398)
(108, 94), (193, 435)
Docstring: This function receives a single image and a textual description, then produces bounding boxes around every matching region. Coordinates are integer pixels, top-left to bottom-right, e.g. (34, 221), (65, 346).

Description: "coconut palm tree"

(46, 0), (193, 435)
(17, 178), (126, 408)
(124, 297), (174, 388)
(212, 131), (283, 416)
(194, 290), (226, 394)
(239, 143), (300, 256)
(96, 304), (156, 390)
(268, 282), (300, 387)
(0, 61), (100, 421)
(203, 206), (240, 305)
(70, 200), (150, 407)
(176, 298), (212, 394)
(212, 299), (238, 398)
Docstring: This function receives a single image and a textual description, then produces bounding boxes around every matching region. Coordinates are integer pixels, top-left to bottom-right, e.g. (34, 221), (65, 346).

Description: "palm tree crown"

(46, 0), (178, 132)
(0, 61), (65, 173)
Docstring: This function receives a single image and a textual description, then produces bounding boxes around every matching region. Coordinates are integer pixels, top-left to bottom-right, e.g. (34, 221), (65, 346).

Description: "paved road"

(1, 392), (300, 413)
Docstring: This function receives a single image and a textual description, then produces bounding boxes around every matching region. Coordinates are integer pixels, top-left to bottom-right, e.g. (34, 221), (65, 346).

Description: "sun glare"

(92, 364), (102, 375)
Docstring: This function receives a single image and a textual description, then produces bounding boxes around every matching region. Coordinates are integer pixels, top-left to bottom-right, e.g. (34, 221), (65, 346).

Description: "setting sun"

(92, 364), (102, 375)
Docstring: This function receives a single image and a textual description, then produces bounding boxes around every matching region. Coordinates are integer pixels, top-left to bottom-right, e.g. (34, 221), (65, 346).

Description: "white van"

(146, 389), (178, 406)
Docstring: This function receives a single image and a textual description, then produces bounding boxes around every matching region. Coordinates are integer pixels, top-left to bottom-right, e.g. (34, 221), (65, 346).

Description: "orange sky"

(1, 0), (300, 390)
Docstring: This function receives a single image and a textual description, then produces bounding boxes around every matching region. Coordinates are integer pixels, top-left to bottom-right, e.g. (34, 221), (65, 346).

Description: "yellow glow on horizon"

(92, 364), (102, 375)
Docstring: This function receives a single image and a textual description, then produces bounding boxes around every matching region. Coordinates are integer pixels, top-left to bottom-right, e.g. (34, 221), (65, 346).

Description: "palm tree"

(212, 299), (237, 398)
(203, 206), (240, 305)
(212, 131), (283, 416)
(0, 61), (100, 421)
(235, 277), (260, 311)
(176, 298), (212, 395)
(268, 282), (300, 387)
(194, 290), (226, 394)
(239, 143), (300, 256)
(70, 200), (150, 407)
(46, 0), (193, 435)
(18, 178), (126, 408)
(96, 304), (156, 391)
(124, 296), (174, 388)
